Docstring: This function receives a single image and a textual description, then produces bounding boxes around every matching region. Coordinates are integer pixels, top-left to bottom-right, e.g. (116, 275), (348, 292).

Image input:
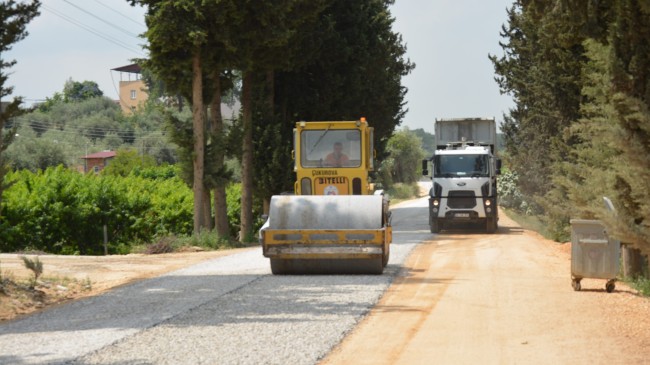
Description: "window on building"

(130, 90), (136, 100)
(94, 166), (100, 173)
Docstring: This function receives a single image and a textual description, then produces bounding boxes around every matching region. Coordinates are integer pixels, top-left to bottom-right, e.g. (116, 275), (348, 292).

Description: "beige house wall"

(119, 79), (148, 114)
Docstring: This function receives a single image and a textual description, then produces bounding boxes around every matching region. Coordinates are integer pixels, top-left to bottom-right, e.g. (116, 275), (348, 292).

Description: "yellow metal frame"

(262, 227), (391, 260)
(262, 118), (391, 266)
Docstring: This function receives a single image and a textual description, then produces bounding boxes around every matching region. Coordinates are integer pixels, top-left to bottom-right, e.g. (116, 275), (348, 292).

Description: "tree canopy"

(491, 0), (650, 258)
(133, 0), (414, 240)
(0, 0), (41, 216)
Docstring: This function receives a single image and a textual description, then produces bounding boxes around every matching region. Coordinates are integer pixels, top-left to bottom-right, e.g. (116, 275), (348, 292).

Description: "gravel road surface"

(0, 197), (430, 365)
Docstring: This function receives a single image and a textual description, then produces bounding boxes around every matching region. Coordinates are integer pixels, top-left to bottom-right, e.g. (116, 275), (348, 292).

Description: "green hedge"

(1, 166), (195, 254)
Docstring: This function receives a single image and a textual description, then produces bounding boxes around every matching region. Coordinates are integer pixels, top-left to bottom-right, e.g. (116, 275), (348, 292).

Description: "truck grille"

(447, 191), (476, 209)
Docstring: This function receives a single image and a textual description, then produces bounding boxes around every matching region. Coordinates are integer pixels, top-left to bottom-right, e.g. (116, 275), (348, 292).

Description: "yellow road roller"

(260, 118), (392, 274)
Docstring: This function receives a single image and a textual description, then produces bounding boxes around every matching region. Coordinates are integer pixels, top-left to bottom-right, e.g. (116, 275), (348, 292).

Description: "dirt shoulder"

(0, 248), (252, 321)
(320, 210), (650, 364)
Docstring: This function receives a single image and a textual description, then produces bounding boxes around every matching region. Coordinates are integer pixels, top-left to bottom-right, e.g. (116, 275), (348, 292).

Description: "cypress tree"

(0, 0), (41, 217)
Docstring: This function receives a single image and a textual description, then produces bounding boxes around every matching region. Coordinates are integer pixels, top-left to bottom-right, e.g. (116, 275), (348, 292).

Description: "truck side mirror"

(421, 159), (429, 176)
(496, 158), (502, 175)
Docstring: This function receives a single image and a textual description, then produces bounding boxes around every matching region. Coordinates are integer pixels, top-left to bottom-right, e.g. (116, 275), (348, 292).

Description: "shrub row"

(1, 166), (243, 254)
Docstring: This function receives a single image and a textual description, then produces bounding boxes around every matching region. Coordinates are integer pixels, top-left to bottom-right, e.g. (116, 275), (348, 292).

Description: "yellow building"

(112, 64), (148, 114)
(111, 63), (241, 119)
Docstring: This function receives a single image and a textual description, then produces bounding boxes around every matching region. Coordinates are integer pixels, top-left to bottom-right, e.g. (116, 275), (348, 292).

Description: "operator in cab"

(324, 141), (349, 167)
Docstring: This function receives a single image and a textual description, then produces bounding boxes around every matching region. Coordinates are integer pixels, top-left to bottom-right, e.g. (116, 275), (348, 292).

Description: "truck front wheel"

(486, 217), (498, 233)
(430, 216), (441, 233)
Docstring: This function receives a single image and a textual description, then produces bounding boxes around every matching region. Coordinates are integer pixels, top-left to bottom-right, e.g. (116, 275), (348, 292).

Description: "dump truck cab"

(260, 118), (391, 275)
(422, 117), (500, 233)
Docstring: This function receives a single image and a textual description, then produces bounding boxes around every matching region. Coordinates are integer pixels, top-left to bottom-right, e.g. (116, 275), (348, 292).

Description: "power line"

(12, 118), (171, 141)
(93, 0), (146, 29)
(63, 0), (141, 39)
(10, 134), (178, 158)
(42, 4), (145, 56)
(12, 133), (177, 150)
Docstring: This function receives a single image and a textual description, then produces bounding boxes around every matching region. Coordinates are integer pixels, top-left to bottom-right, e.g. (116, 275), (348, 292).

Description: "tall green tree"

(136, 0), (202, 234)
(0, 0), (41, 216)
(385, 127), (425, 184)
(63, 79), (103, 102)
(133, 0), (239, 235)
(604, 0), (650, 259)
(233, 0), (326, 240)
(411, 128), (436, 157)
(490, 0), (589, 239)
(262, 0), (414, 202)
(250, 2), (327, 215)
(491, 0), (650, 262)
(275, 0), (414, 147)
(552, 1), (650, 270)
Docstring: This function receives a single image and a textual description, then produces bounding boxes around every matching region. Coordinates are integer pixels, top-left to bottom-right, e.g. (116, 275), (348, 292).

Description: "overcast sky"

(6, 0), (515, 134)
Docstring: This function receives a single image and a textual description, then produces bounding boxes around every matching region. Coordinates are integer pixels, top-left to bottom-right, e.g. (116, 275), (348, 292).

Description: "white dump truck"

(421, 118), (501, 233)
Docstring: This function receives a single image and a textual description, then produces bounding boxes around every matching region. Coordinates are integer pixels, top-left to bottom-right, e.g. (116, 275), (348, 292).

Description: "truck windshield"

(301, 129), (362, 168)
(434, 154), (489, 177)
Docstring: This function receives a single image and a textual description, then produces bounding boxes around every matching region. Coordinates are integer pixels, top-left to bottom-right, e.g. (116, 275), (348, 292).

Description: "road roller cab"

(294, 119), (376, 195)
(260, 119), (392, 275)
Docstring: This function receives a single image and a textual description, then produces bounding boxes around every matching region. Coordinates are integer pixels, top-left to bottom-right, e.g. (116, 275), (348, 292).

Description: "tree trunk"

(202, 189), (213, 230)
(239, 71), (254, 241)
(0, 121), (4, 217)
(210, 72), (230, 238)
(202, 104), (213, 230)
(191, 51), (206, 234)
(262, 70), (275, 215)
(622, 245), (644, 278)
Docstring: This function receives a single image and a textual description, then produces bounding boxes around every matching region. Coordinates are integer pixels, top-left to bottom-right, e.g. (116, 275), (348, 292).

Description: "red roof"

(82, 151), (116, 159)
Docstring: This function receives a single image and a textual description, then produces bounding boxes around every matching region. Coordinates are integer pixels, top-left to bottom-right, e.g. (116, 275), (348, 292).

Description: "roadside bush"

(387, 183), (419, 200)
(497, 168), (524, 210)
(1, 166), (192, 254)
(0, 166), (255, 254)
(225, 183), (265, 240)
(143, 239), (177, 254)
(630, 276), (650, 297)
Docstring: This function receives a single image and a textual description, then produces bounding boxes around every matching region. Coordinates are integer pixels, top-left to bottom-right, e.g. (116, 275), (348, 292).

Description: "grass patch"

(134, 231), (247, 255)
(504, 208), (650, 298)
(628, 276), (650, 296)
(175, 230), (245, 250)
(0, 260), (93, 321)
(500, 207), (559, 241)
(387, 183), (420, 203)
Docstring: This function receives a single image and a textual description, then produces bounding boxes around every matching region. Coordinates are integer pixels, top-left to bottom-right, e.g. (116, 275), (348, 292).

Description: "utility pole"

(84, 142), (88, 173)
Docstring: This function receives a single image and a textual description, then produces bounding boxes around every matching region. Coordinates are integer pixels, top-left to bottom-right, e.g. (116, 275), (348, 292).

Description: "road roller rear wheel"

(270, 259), (290, 275)
(270, 258), (384, 275)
